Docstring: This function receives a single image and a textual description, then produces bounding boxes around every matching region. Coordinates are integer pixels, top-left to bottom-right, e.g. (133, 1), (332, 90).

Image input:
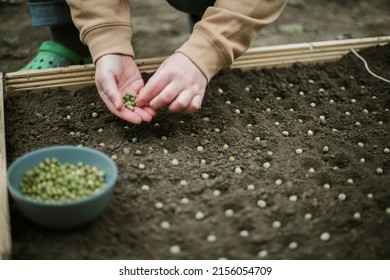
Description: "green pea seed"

(19, 158), (106, 202)
(123, 92), (137, 111)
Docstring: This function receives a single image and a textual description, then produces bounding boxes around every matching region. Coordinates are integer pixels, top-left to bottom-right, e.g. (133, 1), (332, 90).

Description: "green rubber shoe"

(20, 41), (92, 71)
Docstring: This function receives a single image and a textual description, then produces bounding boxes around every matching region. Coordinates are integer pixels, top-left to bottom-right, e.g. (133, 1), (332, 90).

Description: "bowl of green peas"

(7, 145), (118, 229)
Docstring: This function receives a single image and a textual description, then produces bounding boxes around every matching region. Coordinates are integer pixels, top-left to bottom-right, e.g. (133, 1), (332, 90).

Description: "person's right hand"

(95, 54), (157, 124)
(136, 53), (207, 114)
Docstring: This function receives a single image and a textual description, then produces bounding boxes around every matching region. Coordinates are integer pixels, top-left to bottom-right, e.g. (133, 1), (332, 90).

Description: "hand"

(95, 54), (157, 124)
(137, 53), (207, 114)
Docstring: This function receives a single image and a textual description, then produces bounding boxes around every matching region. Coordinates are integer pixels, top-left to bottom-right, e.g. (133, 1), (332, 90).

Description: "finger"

(97, 75), (123, 110)
(148, 82), (179, 109)
(133, 107), (154, 123)
(137, 75), (166, 107)
(122, 78), (144, 97)
(99, 80), (148, 124)
(183, 94), (203, 114)
(142, 106), (158, 118)
(168, 89), (193, 113)
(103, 98), (143, 124)
(121, 111), (143, 124)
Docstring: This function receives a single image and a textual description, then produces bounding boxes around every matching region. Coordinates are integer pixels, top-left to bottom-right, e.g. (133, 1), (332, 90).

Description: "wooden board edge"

(4, 36), (390, 93)
(0, 73), (12, 260)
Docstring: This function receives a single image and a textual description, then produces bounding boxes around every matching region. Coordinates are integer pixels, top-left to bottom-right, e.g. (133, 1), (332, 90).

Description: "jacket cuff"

(83, 25), (135, 63)
(176, 26), (230, 82)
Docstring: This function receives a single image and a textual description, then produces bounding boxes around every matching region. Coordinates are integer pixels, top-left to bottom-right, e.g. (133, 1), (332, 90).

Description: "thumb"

(97, 74), (123, 110)
(137, 77), (162, 107)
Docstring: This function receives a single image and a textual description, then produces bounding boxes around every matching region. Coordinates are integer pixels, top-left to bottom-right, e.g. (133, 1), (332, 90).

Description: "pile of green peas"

(123, 92), (137, 111)
(19, 158), (106, 202)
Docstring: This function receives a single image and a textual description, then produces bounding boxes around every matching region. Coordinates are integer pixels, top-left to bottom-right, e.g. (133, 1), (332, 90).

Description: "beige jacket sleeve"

(177, 0), (288, 80)
(65, 0), (134, 61)
(66, 0), (287, 81)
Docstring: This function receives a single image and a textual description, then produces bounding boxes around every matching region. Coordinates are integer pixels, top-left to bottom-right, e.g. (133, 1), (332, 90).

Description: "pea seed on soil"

(4, 45), (390, 260)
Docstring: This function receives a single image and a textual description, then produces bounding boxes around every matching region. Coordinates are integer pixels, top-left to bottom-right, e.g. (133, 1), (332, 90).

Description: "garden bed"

(3, 44), (390, 260)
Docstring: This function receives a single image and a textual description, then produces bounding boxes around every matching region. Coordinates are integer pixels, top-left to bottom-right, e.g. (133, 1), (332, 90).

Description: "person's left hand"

(95, 54), (157, 124)
(137, 53), (207, 114)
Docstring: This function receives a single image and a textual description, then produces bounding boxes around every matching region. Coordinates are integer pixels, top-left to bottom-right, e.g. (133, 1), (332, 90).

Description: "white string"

(350, 48), (390, 83)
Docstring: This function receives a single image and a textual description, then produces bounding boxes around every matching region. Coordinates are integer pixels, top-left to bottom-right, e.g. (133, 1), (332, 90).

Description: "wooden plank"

(233, 50), (347, 66)
(6, 64), (95, 80)
(2, 50), (347, 88)
(4, 36), (390, 93)
(233, 55), (343, 70)
(244, 36), (390, 54)
(1, 51), (351, 92)
(0, 73), (12, 259)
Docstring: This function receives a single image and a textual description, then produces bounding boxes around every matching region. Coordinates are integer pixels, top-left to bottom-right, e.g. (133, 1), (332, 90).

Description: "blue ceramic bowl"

(7, 145), (118, 229)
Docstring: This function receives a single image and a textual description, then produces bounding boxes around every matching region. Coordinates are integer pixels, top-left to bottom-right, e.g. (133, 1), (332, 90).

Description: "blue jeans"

(28, 0), (215, 26)
(28, 0), (72, 26)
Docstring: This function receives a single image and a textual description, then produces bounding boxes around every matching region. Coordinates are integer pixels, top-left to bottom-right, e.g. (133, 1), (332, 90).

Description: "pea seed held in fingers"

(123, 92), (137, 111)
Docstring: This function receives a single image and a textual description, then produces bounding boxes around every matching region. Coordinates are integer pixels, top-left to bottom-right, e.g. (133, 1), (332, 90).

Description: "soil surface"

(4, 44), (390, 260)
(1, 0), (390, 72)
(1, 0), (390, 260)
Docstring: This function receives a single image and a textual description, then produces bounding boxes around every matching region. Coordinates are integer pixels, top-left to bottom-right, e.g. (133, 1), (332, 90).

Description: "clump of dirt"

(4, 45), (390, 260)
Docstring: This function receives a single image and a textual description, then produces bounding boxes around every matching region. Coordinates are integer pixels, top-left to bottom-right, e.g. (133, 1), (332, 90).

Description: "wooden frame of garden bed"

(4, 36), (390, 93)
(1, 73), (12, 260)
(0, 36), (389, 259)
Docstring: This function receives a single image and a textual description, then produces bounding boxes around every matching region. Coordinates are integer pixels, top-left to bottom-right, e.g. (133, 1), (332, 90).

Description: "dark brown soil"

(4, 44), (390, 260)
(1, 0), (390, 73)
